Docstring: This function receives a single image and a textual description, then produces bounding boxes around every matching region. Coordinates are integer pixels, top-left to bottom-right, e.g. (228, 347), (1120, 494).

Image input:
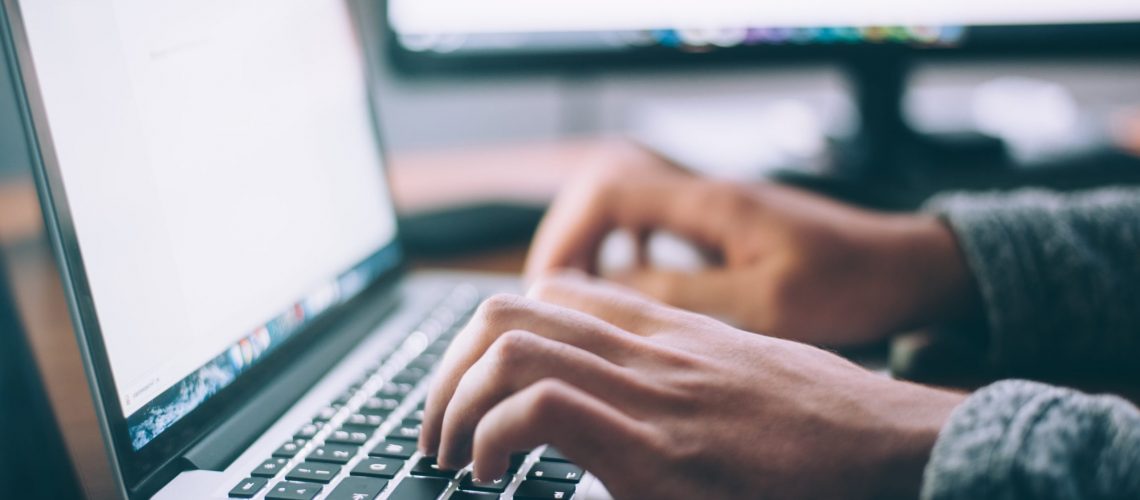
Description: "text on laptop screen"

(18, 0), (399, 449)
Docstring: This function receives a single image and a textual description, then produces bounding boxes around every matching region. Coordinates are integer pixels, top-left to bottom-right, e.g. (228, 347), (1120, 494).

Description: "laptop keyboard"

(228, 286), (584, 500)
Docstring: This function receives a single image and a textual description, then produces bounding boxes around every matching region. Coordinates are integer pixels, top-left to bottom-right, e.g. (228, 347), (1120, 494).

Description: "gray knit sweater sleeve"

(924, 188), (1140, 376)
(917, 188), (1140, 500)
(922, 380), (1140, 500)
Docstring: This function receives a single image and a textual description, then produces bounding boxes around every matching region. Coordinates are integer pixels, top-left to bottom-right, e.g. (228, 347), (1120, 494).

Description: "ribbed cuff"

(921, 379), (1140, 500)
(922, 380), (1064, 500)
(921, 192), (1049, 370)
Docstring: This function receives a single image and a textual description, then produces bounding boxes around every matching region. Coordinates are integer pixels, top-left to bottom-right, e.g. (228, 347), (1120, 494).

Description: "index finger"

(418, 294), (643, 454)
(470, 379), (655, 489)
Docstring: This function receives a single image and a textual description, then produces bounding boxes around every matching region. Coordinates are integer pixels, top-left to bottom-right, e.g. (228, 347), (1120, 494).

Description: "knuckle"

(523, 379), (571, 422)
(664, 433), (705, 471)
(526, 275), (564, 301)
(695, 180), (759, 223)
(487, 329), (539, 367)
(581, 176), (619, 212)
(716, 182), (758, 215)
(475, 293), (526, 329)
(654, 344), (704, 371)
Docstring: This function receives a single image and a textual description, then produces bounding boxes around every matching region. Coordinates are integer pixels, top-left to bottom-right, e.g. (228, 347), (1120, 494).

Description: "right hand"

(524, 143), (978, 346)
(419, 273), (965, 500)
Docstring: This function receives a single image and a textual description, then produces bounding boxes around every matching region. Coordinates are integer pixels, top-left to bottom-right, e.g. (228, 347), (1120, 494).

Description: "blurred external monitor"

(383, 1), (1140, 182)
(385, 0), (1140, 70)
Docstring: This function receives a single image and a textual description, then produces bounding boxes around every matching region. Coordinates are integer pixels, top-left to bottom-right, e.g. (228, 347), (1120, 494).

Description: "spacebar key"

(388, 476), (450, 500)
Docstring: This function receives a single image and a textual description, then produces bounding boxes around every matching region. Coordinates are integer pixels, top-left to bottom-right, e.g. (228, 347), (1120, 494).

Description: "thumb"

(606, 268), (740, 320)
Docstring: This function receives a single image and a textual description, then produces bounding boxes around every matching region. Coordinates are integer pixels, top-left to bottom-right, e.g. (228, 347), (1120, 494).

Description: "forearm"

(923, 188), (1140, 377)
(922, 379), (1140, 500)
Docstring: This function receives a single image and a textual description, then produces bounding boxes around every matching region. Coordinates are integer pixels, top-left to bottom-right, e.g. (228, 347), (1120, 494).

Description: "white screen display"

(390, 0), (1140, 34)
(18, 0), (397, 416)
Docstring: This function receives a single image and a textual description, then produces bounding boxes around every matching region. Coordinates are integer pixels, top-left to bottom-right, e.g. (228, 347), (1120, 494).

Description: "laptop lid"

(2, 0), (406, 495)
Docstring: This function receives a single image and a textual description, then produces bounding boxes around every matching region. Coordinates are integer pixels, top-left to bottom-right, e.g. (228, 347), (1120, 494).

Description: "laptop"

(1, 0), (605, 498)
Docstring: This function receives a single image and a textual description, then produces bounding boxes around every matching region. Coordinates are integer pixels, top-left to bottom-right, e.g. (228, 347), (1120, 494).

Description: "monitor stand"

(773, 53), (1140, 211)
(841, 53), (1007, 179)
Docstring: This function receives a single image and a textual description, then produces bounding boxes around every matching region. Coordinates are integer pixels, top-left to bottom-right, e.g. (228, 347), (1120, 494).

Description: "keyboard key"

(272, 439), (307, 458)
(539, 447), (571, 463)
(285, 462), (341, 484)
(351, 457), (404, 479)
(333, 391), (356, 406)
(346, 423), (379, 434)
(528, 461), (583, 483)
(313, 406), (339, 421)
(390, 420), (422, 440)
(424, 340), (449, 355)
(265, 481), (321, 500)
(377, 382), (414, 398)
(405, 407), (426, 423)
(386, 476), (449, 500)
(229, 477), (267, 498)
(508, 452), (529, 472)
(459, 472), (510, 493)
(392, 367), (429, 385)
(360, 397), (400, 416)
(514, 479), (576, 500)
(252, 457), (289, 478)
(369, 438), (417, 459)
(350, 374), (373, 388)
(450, 491), (498, 500)
(345, 413), (385, 428)
(308, 444), (358, 464)
(408, 353), (441, 371)
(327, 427), (372, 446)
(294, 422), (323, 440)
(325, 476), (388, 500)
(408, 456), (460, 478)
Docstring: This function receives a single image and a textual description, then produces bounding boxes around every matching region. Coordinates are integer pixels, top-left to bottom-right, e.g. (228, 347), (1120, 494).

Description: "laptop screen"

(16, 0), (399, 450)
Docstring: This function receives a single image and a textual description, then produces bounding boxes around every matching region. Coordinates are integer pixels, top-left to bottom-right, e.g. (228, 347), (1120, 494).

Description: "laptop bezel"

(0, 0), (412, 496)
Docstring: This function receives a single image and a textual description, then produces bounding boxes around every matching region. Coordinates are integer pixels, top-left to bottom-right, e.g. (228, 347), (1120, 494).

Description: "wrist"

(885, 214), (982, 328)
(870, 383), (967, 500)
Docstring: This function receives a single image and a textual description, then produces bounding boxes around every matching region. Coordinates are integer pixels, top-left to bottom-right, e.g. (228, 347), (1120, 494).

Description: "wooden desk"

(0, 139), (603, 499)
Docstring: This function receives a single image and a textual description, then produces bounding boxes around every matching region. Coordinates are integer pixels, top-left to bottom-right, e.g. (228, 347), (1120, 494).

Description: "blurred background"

(370, 53), (1140, 172)
(5, 2), (1140, 212)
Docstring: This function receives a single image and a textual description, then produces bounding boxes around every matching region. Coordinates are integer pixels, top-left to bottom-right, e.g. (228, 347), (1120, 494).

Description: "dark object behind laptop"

(0, 263), (82, 499)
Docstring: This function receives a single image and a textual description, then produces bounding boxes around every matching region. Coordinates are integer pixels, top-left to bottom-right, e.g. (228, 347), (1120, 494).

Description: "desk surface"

(0, 140), (601, 499)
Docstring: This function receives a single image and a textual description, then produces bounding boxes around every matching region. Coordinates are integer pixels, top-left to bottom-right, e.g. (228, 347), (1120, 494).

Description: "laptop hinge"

(181, 286), (401, 471)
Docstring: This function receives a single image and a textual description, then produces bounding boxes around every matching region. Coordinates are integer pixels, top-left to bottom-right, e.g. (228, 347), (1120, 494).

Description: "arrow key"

(265, 481), (321, 500)
(527, 461), (584, 483)
(286, 461), (341, 484)
(325, 476), (388, 500)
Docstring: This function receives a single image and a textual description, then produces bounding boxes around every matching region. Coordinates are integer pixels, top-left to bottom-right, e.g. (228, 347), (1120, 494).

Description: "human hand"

(419, 273), (966, 500)
(525, 144), (978, 345)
